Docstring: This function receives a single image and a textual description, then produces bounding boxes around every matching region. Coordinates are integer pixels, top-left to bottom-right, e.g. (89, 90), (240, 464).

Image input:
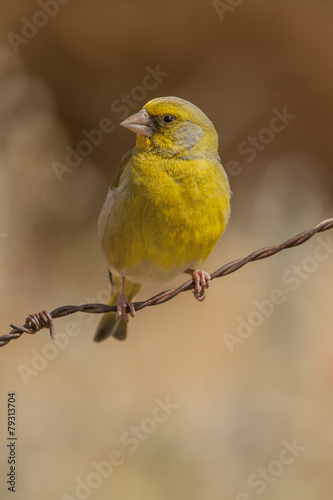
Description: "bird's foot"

(186, 269), (211, 301)
(116, 292), (136, 323)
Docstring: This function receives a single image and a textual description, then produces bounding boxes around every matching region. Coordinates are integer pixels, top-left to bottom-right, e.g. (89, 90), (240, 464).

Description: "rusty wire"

(1, 217), (333, 348)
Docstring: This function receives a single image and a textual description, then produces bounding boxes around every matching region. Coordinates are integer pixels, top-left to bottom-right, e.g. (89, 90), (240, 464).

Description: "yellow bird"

(94, 96), (231, 342)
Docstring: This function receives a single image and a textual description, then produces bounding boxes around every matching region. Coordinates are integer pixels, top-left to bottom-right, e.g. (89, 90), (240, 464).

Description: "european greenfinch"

(94, 96), (231, 342)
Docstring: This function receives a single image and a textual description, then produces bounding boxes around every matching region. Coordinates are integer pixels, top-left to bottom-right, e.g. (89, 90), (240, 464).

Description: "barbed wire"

(1, 217), (333, 348)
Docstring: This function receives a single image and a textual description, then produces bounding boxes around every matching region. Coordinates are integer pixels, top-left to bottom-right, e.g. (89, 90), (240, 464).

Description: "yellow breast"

(99, 152), (230, 284)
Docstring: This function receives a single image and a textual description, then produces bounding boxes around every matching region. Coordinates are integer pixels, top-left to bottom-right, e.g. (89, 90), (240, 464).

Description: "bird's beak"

(120, 109), (154, 137)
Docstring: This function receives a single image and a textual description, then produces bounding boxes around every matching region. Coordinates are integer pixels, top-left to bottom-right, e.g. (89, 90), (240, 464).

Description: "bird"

(94, 96), (231, 342)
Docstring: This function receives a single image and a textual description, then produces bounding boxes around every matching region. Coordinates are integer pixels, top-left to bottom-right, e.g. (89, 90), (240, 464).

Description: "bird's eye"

(162, 114), (175, 124)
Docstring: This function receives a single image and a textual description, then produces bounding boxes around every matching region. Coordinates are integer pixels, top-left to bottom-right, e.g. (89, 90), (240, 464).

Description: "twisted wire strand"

(1, 218), (332, 348)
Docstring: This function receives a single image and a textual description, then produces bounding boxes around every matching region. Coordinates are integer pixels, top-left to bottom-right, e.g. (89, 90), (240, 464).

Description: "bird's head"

(120, 96), (219, 159)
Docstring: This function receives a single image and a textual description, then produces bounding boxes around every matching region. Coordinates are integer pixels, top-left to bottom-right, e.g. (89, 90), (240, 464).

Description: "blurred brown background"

(1, 1), (333, 499)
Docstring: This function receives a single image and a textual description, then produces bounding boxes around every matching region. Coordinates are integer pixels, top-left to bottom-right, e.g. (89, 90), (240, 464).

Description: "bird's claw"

(116, 292), (136, 323)
(191, 270), (211, 301)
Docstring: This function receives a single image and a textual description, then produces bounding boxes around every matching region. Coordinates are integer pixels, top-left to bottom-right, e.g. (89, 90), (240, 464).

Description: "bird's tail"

(94, 273), (141, 342)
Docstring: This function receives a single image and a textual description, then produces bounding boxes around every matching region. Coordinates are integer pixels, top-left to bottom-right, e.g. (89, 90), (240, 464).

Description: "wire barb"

(1, 218), (333, 348)
(1, 311), (54, 347)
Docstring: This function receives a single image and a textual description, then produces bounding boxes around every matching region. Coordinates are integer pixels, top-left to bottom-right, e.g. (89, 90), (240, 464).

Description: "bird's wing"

(111, 148), (134, 189)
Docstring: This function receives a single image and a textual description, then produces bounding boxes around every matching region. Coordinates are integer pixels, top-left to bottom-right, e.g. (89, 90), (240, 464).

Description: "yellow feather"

(95, 96), (231, 341)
